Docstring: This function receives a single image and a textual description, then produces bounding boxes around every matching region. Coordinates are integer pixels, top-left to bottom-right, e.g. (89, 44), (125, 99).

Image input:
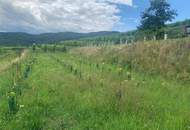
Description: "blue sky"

(0, 0), (189, 33)
(115, 0), (190, 32)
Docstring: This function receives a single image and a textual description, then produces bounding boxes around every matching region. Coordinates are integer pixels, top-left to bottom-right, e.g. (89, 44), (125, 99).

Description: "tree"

(138, 0), (177, 39)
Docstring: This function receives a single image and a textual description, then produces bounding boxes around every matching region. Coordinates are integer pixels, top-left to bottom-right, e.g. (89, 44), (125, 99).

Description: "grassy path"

(0, 50), (28, 73)
(0, 52), (190, 130)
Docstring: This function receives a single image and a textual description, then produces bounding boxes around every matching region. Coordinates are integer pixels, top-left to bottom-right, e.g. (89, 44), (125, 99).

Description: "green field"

(0, 39), (190, 130)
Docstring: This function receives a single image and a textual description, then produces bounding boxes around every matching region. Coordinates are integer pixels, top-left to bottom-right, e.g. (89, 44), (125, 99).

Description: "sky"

(0, 0), (189, 34)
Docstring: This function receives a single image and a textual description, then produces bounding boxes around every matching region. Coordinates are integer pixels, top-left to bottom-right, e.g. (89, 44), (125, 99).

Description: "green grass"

(0, 50), (18, 70)
(0, 44), (190, 129)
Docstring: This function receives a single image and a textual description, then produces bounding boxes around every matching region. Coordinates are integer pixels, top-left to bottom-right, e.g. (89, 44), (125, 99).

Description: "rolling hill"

(0, 31), (119, 46)
(74, 19), (190, 45)
(0, 19), (190, 46)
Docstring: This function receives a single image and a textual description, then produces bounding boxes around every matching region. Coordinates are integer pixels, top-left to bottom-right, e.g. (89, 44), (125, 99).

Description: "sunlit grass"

(0, 39), (190, 130)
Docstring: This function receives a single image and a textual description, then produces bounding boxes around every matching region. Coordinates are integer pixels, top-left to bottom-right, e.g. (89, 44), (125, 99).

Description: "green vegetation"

(138, 0), (177, 39)
(62, 19), (190, 47)
(0, 1), (189, 129)
(0, 31), (118, 46)
(1, 18), (190, 46)
(0, 38), (190, 129)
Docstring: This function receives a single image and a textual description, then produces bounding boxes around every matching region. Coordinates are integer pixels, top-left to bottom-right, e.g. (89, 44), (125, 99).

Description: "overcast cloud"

(0, 0), (132, 33)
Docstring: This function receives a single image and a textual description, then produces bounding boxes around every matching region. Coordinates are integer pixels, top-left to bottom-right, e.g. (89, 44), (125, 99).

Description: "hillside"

(71, 19), (190, 45)
(0, 31), (119, 46)
(0, 19), (190, 46)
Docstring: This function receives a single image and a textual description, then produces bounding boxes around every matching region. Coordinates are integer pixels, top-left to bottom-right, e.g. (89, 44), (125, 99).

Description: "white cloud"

(106, 0), (133, 6)
(0, 0), (133, 33)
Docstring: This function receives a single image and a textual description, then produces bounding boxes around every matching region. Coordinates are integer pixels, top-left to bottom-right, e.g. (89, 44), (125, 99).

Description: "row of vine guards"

(185, 25), (190, 36)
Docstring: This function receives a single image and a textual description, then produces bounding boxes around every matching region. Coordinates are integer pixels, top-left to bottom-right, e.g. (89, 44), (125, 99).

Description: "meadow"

(0, 38), (190, 130)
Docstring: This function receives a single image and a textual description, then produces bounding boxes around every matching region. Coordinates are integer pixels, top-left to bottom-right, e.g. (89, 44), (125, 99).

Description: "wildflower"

(118, 68), (123, 71)
(20, 105), (25, 108)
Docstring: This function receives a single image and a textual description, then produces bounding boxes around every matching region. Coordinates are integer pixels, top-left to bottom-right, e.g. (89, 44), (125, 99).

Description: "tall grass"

(0, 40), (190, 130)
(71, 38), (190, 82)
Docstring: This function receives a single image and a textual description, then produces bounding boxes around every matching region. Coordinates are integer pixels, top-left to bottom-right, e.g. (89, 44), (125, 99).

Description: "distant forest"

(0, 31), (118, 46)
